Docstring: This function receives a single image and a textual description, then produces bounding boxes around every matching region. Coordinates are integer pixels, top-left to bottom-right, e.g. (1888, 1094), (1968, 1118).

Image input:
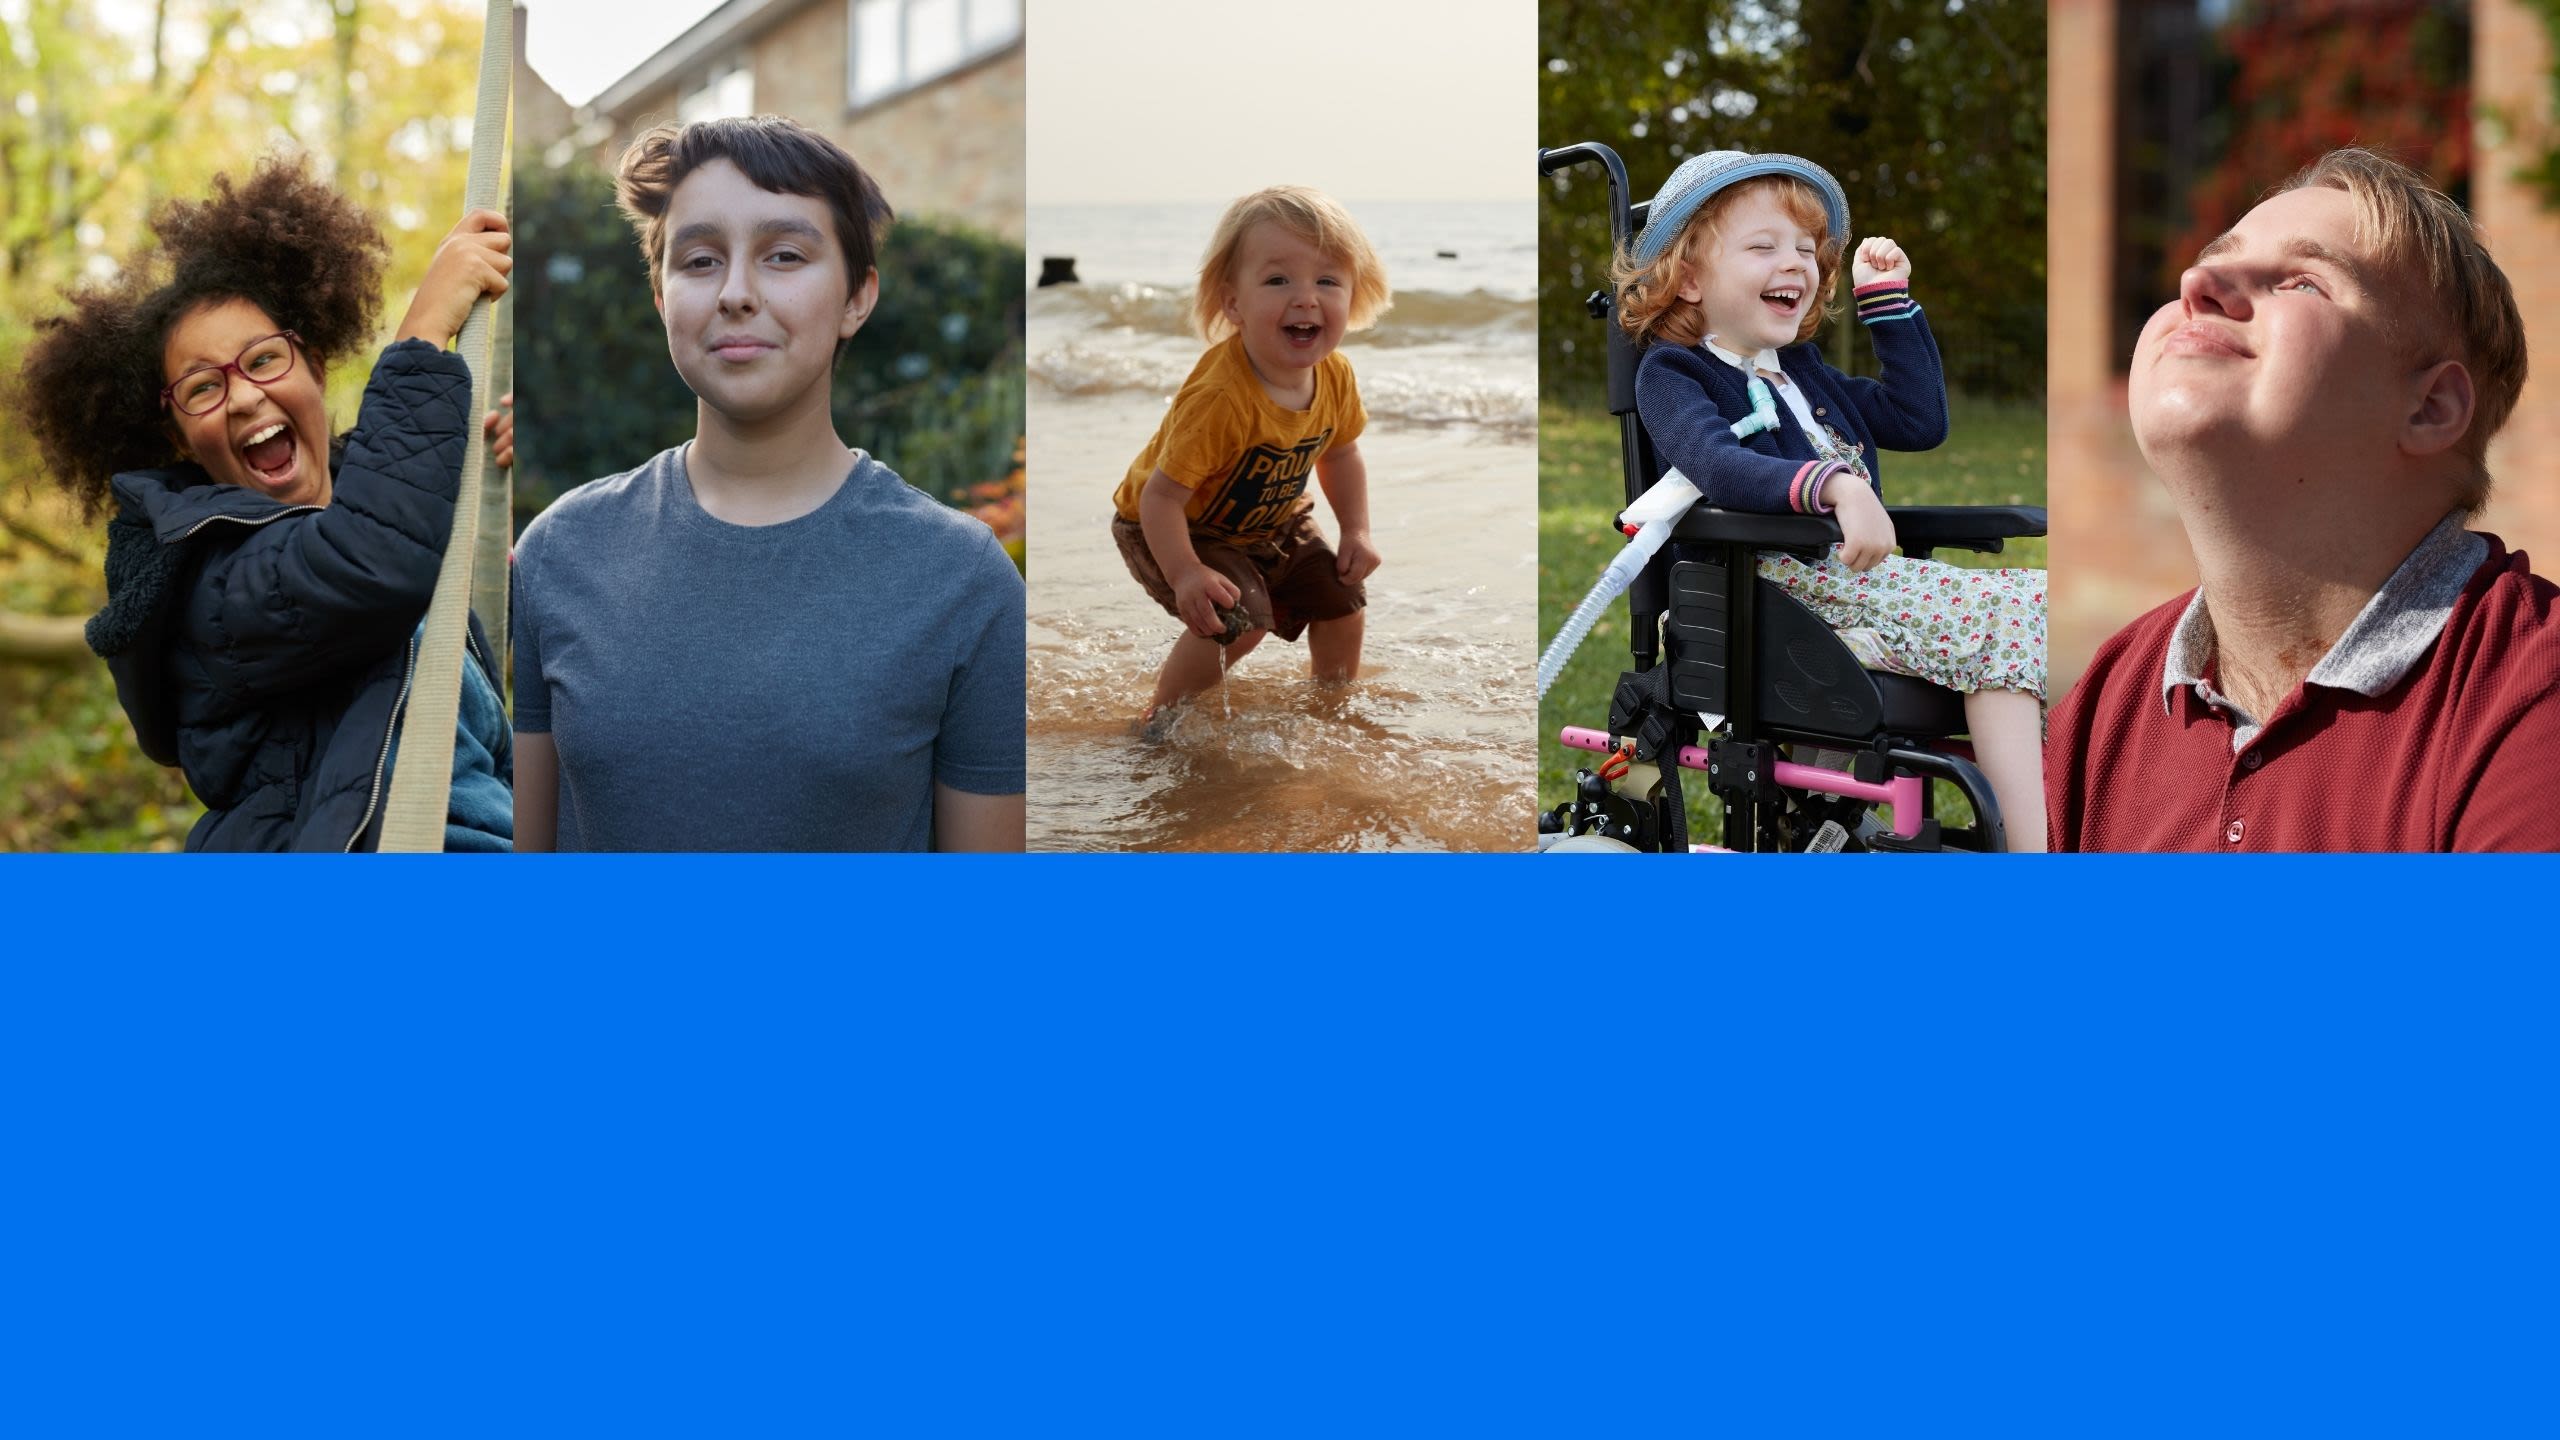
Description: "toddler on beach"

(1617, 150), (2050, 848)
(1110, 186), (1391, 718)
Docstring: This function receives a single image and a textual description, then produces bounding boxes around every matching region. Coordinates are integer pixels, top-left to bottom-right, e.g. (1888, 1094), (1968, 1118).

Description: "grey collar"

(2160, 509), (2488, 744)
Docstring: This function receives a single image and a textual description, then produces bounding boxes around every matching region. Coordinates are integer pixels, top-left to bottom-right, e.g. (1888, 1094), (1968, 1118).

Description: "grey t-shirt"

(511, 445), (1025, 851)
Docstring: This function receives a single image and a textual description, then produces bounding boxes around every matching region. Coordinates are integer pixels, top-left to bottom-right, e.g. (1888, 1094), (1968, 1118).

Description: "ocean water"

(1027, 200), (1537, 852)
(1028, 201), (1537, 438)
(1029, 200), (1538, 299)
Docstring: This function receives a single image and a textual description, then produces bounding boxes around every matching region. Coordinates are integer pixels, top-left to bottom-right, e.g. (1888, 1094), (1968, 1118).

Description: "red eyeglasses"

(160, 332), (303, 417)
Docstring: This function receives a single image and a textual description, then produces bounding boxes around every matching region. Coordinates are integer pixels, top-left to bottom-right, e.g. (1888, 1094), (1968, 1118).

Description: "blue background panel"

(0, 855), (2551, 1436)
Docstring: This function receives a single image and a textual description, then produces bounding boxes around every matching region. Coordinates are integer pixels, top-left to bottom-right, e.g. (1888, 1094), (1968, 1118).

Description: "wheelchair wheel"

(1544, 833), (1643, 853)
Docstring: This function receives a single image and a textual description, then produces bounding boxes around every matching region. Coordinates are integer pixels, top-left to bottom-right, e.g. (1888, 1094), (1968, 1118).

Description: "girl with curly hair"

(13, 155), (514, 850)
(1617, 152), (2048, 848)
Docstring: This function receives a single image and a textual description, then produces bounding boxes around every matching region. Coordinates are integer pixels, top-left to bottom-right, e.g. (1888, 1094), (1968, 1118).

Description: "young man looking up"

(512, 116), (1026, 850)
(2049, 149), (2557, 851)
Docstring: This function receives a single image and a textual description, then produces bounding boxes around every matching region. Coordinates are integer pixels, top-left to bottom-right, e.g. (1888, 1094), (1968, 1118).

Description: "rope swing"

(378, 0), (511, 852)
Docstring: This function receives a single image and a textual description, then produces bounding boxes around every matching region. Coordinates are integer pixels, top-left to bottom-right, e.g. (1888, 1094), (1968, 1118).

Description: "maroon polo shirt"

(2050, 530), (2560, 852)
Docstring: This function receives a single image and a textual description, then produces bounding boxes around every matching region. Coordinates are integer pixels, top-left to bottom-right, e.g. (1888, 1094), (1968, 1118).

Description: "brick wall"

(2049, 0), (2192, 696)
(2474, 0), (2560, 567)
(592, 4), (1023, 242)
(839, 50), (1024, 241)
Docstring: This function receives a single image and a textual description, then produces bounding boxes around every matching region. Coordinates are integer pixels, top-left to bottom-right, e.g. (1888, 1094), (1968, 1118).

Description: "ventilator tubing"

(1536, 469), (1697, 699)
(1534, 380), (1779, 700)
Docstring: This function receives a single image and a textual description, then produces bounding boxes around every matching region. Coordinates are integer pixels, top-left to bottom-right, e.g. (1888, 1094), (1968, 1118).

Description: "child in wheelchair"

(1614, 150), (2049, 849)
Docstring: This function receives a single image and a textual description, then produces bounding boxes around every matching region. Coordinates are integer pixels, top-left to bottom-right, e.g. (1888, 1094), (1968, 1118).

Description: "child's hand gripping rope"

(482, 392), (513, 469)
(395, 210), (511, 348)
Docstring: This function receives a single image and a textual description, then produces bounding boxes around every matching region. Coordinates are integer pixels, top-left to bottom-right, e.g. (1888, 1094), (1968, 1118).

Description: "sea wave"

(1032, 282), (1535, 345)
(1029, 338), (1533, 433)
(1353, 367), (1539, 431)
(1034, 281), (1194, 337)
(1027, 340), (1187, 399)
(1030, 282), (1535, 433)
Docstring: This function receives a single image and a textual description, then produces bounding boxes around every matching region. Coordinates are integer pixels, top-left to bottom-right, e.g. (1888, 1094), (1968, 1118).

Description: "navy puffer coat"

(83, 340), (506, 851)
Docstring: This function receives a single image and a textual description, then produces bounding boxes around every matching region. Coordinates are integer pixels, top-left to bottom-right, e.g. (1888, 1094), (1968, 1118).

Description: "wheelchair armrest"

(1666, 506), (1840, 560)
(1660, 503), (2048, 563)
(1885, 505), (2047, 560)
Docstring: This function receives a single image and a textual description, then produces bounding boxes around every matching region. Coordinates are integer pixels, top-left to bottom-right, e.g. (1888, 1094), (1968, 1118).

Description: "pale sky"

(521, 0), (1536, 203)
(1026, 0), (1535, 205)
(526, 0), (730, 107)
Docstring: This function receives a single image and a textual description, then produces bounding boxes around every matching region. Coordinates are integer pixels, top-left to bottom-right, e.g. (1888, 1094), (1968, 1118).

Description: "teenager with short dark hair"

(510, 116), (1025, 851)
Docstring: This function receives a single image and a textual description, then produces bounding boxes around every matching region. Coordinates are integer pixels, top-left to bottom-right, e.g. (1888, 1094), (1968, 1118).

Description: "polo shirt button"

(2226, 818), (2245, 844)
(2242, 750), (2263, 771)
(1815, 407), (1827, 416)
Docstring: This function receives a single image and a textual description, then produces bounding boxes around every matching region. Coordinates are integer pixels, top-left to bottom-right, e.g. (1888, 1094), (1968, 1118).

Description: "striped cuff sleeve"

(1791, 460), (1843, 515)
(1854, 279), (1916, 324)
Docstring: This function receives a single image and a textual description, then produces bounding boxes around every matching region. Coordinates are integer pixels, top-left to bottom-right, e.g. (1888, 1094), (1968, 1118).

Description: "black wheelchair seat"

(1661, 551), (1970, 745)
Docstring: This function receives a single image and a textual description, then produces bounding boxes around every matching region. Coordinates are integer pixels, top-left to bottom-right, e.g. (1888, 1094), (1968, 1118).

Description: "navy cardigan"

(1632, 281), (1948, 515)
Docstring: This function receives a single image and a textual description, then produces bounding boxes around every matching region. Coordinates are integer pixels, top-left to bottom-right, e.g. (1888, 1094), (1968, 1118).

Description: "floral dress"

(1755, 417), (2047, 700)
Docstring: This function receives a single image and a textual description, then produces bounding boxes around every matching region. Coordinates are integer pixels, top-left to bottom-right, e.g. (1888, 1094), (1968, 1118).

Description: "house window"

(847, 0), (1021, 108)
(680, 58), (755, 124)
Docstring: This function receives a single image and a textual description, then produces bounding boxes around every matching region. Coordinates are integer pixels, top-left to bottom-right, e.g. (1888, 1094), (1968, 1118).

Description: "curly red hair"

(1611, 175), (1843, 350)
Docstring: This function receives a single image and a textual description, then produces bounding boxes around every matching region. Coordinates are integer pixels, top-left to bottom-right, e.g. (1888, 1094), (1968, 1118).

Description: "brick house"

(2049, 0), (2560, 692)
(521, 0), (1023, 241)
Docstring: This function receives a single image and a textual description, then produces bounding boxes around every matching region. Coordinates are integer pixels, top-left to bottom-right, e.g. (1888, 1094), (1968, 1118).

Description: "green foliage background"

(512, 159), (1025, 540)
(1538, 0), (2046, 404)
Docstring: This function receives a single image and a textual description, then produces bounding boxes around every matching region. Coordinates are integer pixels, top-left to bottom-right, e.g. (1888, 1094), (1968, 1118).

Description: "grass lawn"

(1536, 394), (2047, 846)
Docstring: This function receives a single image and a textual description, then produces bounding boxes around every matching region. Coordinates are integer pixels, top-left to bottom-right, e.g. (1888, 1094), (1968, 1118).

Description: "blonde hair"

(2280, 149), (2526, 510)
(1193, 186), (1392, 342)
(1611, 175), (1843, 349)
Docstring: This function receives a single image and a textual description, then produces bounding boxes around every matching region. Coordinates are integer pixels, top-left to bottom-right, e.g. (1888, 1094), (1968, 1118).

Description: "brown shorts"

(1111, 512), (1366, 643)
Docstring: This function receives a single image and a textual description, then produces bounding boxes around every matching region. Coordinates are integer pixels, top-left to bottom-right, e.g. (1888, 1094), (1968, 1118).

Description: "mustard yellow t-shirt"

(1111, 333), (1366, 544)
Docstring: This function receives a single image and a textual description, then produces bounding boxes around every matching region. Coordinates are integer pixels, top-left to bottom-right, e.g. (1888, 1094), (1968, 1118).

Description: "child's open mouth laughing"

(1760, 287), (1803, 320)
(1283, 321), (1323, 347)
(238, 419), (301, 493)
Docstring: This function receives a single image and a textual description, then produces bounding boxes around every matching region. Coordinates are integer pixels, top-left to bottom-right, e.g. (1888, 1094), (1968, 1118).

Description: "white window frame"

(846, 0), (1022, 111)
(679, 56), (756, 125)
